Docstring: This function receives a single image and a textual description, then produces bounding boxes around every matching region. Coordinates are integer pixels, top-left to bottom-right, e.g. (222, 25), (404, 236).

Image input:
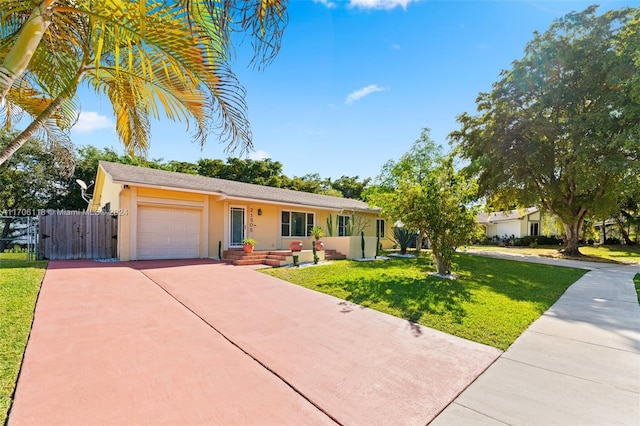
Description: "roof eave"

(109, 178), (377, 213)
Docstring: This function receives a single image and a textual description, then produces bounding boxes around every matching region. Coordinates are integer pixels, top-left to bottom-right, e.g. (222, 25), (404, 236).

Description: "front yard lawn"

(262, 253), (586, 351)
(469, 244), (640, 264)
(0, 253), (47, 424)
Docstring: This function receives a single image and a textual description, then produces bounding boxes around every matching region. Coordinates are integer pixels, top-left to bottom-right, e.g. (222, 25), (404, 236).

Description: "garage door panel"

(137, 206), (201, 260)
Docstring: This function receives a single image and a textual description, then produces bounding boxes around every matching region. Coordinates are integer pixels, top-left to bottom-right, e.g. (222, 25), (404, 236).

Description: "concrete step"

(232, 259), (269, 266)
(324, 249), (346, 260)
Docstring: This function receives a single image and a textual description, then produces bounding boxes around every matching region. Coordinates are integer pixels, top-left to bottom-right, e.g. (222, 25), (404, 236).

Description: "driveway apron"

(9, 260), (501, 425)
(8, 260), (332, 425)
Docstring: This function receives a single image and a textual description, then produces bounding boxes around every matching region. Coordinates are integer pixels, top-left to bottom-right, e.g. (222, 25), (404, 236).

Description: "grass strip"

(0, 255), (47, 424)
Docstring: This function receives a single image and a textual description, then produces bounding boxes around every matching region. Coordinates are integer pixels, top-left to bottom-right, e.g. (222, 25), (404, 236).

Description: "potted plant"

(289, 241), (303, 252)
(242, 237), (257, 253)
(310, 226), (325, 251)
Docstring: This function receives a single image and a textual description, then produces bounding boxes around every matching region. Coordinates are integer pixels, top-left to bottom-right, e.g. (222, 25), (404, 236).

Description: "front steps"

(324, 249), (347, 260)
(223, 248), (346, 266)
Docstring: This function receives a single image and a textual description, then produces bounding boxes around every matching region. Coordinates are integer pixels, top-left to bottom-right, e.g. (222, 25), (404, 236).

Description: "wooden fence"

(38, 211), (118, 260)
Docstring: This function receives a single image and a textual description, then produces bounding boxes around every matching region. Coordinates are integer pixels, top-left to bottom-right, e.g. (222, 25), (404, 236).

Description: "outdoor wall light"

(257, 208), (262, 216)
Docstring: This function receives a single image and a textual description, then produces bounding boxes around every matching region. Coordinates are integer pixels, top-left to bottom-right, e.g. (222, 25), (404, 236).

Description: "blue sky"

(69, 0), (638, 181)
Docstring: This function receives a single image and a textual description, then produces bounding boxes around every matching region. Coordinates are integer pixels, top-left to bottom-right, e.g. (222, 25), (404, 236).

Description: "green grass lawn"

(0, 253), (47, 424)
(469, 244), (640, 264)
(262, 253), (586, 351)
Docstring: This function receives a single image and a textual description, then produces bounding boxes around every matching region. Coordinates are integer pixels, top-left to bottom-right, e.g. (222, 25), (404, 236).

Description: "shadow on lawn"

(458, 254), (585, 308)
(331, 258), (472, 326)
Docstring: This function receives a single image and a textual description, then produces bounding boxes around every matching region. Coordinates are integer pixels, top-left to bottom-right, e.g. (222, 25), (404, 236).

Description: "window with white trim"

(376, 219), (386, 238)
(281, 211), (314, 237)
(338, 215), (351, 237)
(530, 222), (539, 236)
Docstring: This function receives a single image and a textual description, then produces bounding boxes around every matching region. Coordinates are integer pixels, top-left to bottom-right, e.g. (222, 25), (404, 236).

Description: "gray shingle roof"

(99, 161), (377, 212)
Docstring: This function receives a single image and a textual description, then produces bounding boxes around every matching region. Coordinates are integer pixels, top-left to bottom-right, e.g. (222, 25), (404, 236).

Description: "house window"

(338, 215), (351, 237)
(530, 222), (539, 236)
(376, 219), (386, 238)
(281, 211), (314, 237)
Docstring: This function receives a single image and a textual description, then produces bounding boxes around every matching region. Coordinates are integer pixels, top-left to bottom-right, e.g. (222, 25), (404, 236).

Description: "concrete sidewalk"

(432, 255), (640, 425)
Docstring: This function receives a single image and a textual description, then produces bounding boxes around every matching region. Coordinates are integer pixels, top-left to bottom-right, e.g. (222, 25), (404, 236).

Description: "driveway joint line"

(440, 402), (512, 426)
(498, 356), (636, 390)
(134, 265), (344, 426)
(526, 330), (640, 354)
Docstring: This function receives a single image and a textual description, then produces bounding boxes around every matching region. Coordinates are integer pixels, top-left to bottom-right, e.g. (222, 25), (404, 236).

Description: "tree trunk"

(432, 249), (450, 275)
(616, 218), (634, 245)
(0, 92), (69, 166)
(415, 232), (422, 256)
(0, 3), (53, 100)
(562, 220), (583, 256)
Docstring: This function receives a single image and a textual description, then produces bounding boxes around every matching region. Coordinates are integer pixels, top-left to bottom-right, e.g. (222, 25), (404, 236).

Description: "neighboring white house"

(477, 207), (542, 240)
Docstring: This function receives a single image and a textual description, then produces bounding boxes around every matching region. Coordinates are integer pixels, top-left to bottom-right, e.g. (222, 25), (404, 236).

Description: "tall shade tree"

(450, 6), (640, 256)
(0, 129), (69, 250)
(371, 129), (480, 275)
(0, 0), (288, 165)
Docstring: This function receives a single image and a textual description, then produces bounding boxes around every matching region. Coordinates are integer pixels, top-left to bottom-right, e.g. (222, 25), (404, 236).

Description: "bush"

(392, 227), (416, 255)
(604, 237), (621, 245)
(514, 235), (563, 246)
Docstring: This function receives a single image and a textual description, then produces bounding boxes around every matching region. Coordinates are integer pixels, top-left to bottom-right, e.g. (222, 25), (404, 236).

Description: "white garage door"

(137, 206), (201, 260)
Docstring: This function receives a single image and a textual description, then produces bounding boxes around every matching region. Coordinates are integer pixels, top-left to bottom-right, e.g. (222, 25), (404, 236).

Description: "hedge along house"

(477, 207), (543, 241)
(89, 161), (392, 261)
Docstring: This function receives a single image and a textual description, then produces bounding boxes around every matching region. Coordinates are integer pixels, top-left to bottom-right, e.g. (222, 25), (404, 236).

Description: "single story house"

(477, 207), (542, 240)
(89, 161), (392, 261)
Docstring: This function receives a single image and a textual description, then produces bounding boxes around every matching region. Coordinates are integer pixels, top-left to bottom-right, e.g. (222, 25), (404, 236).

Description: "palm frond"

(1, 0), (289, 158)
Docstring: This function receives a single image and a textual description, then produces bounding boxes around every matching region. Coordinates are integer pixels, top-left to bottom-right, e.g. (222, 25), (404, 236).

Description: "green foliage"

(242, 237), (257, 246)
(372, 129), (480, 274)
(326, 214), (335, 237)
(328, 176), (371, 200)
(0, 130), (69, 211)
(451, 6), (640, 256)
(310, 226), (325, 240)
(262, 254), (586, 350)
(0, 131), (70, 250)
(513, 235), (563, 247)
(0, 257), (47, 423)
(391, 227), (415, 255)
(0, 0), (289, 165)
(634, 274), (640, 304)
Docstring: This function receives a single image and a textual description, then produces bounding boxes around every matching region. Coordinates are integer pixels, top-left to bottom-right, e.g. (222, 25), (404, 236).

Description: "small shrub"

(536, 235), (564, 245)
(392, 227), (416, 255)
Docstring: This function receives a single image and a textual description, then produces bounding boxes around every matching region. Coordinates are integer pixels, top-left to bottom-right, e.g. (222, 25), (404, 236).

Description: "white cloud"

(345, 84), (385, 105)
(349, 0), (416, 10)
(247, 150), (271, 161)
(312, 0), (337, 8)
(73, 111), (113, 133)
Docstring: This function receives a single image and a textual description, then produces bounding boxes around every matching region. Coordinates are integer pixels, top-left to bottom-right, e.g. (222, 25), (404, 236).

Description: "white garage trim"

(136, 205), (203, 260)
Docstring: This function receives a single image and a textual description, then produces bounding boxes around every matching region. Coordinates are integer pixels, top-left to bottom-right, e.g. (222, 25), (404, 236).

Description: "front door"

(230, 207), (245, 247)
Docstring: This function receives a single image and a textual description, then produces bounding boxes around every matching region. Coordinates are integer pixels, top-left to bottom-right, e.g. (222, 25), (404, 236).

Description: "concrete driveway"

(9, 260), (501, 425)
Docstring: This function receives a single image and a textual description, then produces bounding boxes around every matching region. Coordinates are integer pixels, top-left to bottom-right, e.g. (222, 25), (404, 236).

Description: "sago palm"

(0, 0), (288, 166)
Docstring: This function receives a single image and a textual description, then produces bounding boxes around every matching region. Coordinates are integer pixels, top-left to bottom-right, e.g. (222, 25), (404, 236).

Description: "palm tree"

(0, 0), (288, 166)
